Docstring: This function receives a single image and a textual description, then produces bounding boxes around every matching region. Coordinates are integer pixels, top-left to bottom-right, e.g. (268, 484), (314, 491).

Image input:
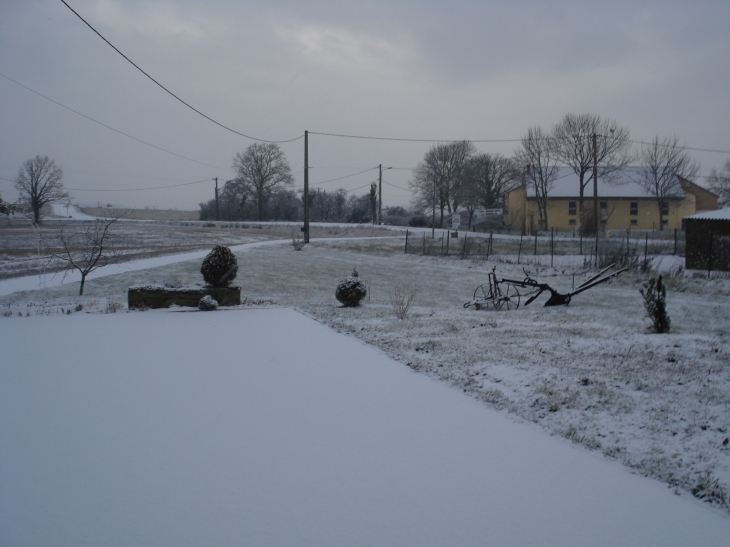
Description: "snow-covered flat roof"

(684, 208), (730, 221)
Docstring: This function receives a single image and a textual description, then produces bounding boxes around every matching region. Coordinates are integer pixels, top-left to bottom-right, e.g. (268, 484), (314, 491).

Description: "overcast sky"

(1, 0), (729, 210)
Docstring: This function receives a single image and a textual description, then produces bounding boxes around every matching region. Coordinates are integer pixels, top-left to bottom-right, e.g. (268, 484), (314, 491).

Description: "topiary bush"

(640, 275), (670, 333)
(201, 245), (238, 287)
(198, 295), (219, 311)
(335, 268), (367, 307)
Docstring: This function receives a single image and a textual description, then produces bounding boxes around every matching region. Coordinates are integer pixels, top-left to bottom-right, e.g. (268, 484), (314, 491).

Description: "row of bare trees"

(410, 113), (707, 232)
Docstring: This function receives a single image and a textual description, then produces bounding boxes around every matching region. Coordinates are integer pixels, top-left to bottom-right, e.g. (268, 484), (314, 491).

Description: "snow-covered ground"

(50, 203), (98, 220)
(2, 308), (728, 546)
(2, 237), (729, 521)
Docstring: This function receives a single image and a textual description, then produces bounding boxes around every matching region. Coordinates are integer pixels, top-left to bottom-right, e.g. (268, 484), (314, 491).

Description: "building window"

(568, 219), (576, 225)
(630, 219), (637, 226)
(661, 219), (668, 225)
(600, 201), (608, 211)
(568, 201), (576, 215)
(661, 201), (669, 215)
(630, 202), (638, 216)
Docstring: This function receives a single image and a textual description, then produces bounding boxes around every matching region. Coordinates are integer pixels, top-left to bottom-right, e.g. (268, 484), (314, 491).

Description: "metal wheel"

(473, 284), (498, 310)
(499, 284), (521, 310)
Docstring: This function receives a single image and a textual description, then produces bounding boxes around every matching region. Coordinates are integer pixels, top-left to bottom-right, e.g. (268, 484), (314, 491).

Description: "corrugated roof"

(684, 208), (730, 221)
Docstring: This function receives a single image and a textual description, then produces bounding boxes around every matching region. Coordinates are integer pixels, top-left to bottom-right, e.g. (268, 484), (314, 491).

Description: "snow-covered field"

(2, 308), (729, 546)
(2, 235), (729, 523)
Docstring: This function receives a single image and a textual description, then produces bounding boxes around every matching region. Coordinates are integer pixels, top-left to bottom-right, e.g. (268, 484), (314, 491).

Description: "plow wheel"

(495, 284), (520, 311)
(472, 284), (498, 310)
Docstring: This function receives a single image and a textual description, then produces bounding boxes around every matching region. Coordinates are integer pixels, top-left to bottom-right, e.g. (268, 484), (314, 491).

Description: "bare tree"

(15, 155), (69, 224)
(637, 136), (700, 230)
(232, 143), (294, 221)
(51, 214), (125, 295)
(707, 160), (730, 208)
(551, 113), (632, 230)
(409, 141), (474, 228)
(514, 125), (559, 231)
(460, 153), (520, 226)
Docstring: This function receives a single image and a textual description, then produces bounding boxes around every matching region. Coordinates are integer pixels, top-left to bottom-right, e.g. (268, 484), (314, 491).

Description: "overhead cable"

(65, 178), (214, 192)
(309, 167), (379, 187)
(0, 73), (225, 170)
(59, 0), (302, 144)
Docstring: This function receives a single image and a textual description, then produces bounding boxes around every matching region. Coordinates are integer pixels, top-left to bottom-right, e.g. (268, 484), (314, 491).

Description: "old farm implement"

(464, 264), (627, 310)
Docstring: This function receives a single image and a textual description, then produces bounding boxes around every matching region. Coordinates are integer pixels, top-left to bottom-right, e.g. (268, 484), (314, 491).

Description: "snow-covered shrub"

(198, 295), (219, 311)
(201, 245), (238, 287)
(640, 275), (670, 333)
(335, 268), (367, 307)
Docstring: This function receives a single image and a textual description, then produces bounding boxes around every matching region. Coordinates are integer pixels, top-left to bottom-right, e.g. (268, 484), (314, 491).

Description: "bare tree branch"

(637, 136), (700, 230)
(231, 143), (294, 221)
(50, 213), (126, 295)
(550, 113), (632, 229)
(514, 125), (559, 231)
(14, 155), (69, 224)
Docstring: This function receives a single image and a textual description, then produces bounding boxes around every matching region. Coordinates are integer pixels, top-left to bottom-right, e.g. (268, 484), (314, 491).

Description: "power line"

(309, 130), (521, 144)
(0, 73), (226, 170)
(65, 178), (214, 192)
(382, 180), (411, 191)
(309, 131), (730, 154)
(309, 167), (379, 187)
(59, 0), (302, 144)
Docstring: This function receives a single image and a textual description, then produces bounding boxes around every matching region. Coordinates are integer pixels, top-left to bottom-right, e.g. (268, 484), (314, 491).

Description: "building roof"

(684, 208), (730, 221)
(544, 167), (658, 199)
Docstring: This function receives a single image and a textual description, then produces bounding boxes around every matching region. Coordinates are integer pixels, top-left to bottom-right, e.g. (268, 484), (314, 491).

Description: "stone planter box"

(128, 284), (241, 309)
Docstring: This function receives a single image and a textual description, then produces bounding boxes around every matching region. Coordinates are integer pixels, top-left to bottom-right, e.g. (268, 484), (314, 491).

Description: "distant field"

(80, 207), (199, 221)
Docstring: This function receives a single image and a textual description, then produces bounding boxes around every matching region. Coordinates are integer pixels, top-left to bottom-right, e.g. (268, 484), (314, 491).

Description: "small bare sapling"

(390, 286), (418, 319)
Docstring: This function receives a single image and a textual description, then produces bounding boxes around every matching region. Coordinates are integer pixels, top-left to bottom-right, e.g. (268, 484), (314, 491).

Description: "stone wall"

(128, 285), (241, 309)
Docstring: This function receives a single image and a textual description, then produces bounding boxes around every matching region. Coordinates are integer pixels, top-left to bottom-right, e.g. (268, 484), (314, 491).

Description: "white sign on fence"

(451, 213), (461, 230)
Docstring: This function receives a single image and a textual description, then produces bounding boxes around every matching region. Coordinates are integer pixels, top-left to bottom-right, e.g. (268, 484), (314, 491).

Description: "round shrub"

(335, 268), (367, 307)
(201, 245), (238, 287)
(198, 295), (219, 311)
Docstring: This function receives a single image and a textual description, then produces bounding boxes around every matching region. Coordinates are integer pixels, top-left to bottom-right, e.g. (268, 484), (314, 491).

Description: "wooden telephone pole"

(303, 130), (310, 243)
(214, 177), (219, 221)
(378, 164), (382, 225)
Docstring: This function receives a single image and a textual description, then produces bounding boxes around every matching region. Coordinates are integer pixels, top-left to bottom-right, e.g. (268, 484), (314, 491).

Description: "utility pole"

(214, 177), (219, 221)
(592, 133), (598, 236)
(432, 175), (436, 239)
(378, 164), (382, 225)
(303, 130), (310, 243)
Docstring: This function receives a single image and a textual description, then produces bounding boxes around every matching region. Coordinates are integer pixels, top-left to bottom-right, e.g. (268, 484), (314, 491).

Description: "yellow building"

(505, 169), (718, 232)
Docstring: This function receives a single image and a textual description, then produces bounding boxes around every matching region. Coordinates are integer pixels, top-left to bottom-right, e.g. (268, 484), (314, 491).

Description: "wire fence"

(404, 228), (687, 271)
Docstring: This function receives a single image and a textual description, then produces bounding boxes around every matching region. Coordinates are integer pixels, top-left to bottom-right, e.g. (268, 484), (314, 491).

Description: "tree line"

(6, 114), (730, 227)
(409, 112), (727, 232)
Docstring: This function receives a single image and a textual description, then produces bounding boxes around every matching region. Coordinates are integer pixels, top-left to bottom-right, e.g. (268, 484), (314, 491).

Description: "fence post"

(446, 230), (450, 255)
(422, 231), (426, 255)
(643, 234), (649, 272)
(674, 228), (678, 255)
(534, 230), (538, 256)
(404, 229), (409, 254)
(708, 231), (713, 278)
(517, 231), (523, 264)
(462, 233), (468, 259)
(551, 227), (554, 268)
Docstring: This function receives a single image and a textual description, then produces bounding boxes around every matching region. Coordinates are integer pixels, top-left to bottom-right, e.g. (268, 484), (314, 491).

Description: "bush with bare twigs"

(390, 286), (418, 319)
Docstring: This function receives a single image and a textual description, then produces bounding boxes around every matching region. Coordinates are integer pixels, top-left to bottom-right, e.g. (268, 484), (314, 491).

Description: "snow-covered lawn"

(2, 236), (729, 519)
(2, 308), (729, 546)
